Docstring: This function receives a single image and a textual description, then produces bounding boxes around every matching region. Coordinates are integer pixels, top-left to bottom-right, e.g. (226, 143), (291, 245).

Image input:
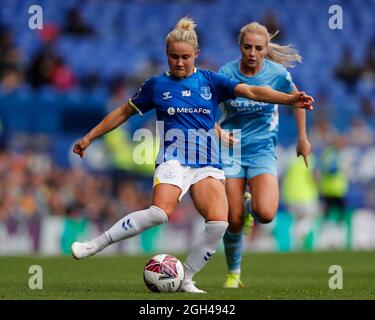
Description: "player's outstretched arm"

(234, 83), (314, 110)
(73, 103), (136, 159)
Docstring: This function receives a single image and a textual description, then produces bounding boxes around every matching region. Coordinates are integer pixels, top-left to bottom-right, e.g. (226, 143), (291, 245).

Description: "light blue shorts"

(222, 153), (277, 179)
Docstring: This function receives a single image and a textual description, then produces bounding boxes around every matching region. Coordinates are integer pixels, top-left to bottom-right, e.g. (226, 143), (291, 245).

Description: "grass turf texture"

(0, 251), (374, 300)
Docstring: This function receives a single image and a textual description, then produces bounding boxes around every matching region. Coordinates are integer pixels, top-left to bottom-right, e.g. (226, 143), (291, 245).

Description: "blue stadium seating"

(0, 0), (374, 144)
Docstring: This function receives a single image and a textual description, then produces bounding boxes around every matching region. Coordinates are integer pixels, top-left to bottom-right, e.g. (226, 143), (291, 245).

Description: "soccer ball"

(143, 254), (184, 293)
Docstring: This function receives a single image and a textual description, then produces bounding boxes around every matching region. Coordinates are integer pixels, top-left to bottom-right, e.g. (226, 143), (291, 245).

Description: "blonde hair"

(238, 22), (302, 68)
(166, 16), (199, 50)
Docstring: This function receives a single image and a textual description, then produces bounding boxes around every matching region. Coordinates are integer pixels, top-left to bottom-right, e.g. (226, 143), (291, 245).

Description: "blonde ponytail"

(238, 22), (302, 68)
(166, 16), (199, 50)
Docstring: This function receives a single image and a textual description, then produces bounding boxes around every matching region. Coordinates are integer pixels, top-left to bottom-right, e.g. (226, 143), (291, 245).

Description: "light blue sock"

(223, 230), (243, 274)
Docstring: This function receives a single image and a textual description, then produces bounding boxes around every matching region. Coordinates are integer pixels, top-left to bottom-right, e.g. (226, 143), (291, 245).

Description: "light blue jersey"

(219, 59), (295, 178)
(129, 68), (239, 169)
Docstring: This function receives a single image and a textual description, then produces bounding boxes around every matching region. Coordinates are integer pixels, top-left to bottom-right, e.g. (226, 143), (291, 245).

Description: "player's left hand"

(291, 92), (314, 110)
(296, 138), (311, 167)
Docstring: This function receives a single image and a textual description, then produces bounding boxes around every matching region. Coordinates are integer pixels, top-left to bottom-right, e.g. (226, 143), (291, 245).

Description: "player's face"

(240, 32), (268, 70)
(166, 41), (198, 78)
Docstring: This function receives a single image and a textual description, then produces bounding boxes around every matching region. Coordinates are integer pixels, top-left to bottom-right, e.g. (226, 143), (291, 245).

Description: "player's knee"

(205, 212), (228, 223)
(228, 213), (243, 232)
(253, 207), (276, 224)
(258, 215), (274, 224)
(151, 200), (177, 216)
(204, 202), (228, 222)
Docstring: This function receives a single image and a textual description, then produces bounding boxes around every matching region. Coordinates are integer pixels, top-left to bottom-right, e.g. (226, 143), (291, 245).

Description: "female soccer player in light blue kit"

(218, 22), (312, 288)
(71, 17), (313, 293)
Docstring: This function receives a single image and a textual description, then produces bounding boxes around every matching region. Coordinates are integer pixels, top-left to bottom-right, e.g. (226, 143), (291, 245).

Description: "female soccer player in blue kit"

(71, 17), (313, 293)
(217, 22), (312, 288)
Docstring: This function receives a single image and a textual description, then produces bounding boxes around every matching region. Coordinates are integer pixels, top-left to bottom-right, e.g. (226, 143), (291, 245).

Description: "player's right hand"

(219, 129), (239, 147)
(296, 138), (311, 167)
(73, 137), (91, 159)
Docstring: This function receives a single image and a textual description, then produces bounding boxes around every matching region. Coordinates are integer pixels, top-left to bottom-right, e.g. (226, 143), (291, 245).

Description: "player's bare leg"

(248, 173), (279, 223)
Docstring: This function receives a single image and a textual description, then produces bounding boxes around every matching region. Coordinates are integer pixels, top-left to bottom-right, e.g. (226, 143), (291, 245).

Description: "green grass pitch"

(0, 251), (374, 300)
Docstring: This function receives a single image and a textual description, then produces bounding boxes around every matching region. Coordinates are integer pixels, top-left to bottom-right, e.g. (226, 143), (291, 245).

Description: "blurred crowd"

(1, 8), (98, 94)
(334, 43), (375, 94)
(0, 149), (144, 223)
(309, 100), (375, 151)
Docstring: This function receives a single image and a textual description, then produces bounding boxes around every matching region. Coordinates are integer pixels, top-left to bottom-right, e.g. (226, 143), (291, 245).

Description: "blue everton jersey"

(129, 68), (239, 168)
(218, 59), (295, 162)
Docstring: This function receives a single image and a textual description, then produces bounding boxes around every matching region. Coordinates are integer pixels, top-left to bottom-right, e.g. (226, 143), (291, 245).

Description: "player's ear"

(195, 49), (200, 58)
(165, 42), (171, 57)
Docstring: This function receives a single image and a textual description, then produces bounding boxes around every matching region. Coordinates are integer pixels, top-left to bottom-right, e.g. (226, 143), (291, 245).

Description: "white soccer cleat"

(71, 241), (98, 260)
(180, 280), (206, 293)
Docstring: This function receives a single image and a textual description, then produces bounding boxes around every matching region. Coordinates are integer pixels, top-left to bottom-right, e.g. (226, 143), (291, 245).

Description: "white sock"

(91, 233), (111, 251)
(183, 220), (228, 281)
(91, 206), (168, 250)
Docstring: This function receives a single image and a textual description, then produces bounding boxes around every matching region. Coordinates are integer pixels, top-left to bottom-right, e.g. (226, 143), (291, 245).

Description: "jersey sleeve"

(128, 78), (155, 115)
(279, 69), (295, 94)
(217, 65), (227, 76)
(211, 71), (240, 103)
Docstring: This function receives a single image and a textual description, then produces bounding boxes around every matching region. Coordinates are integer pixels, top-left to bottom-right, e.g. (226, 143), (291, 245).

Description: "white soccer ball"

(143, 254), (184, 293)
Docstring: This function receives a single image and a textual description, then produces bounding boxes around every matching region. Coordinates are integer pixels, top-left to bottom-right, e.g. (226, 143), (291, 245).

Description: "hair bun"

(176, 17), (196, 31)
(166, 16), (199, 50)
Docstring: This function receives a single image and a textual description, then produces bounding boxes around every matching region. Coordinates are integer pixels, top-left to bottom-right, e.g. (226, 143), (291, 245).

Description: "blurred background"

(0, 0), (374, 256)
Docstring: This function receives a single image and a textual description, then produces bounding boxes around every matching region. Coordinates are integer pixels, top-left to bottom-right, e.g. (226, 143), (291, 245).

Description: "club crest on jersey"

(200, 86), (212, 100)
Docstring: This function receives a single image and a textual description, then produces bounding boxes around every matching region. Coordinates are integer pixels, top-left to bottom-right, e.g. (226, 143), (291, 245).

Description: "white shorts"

(153, 160), (226, 201)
